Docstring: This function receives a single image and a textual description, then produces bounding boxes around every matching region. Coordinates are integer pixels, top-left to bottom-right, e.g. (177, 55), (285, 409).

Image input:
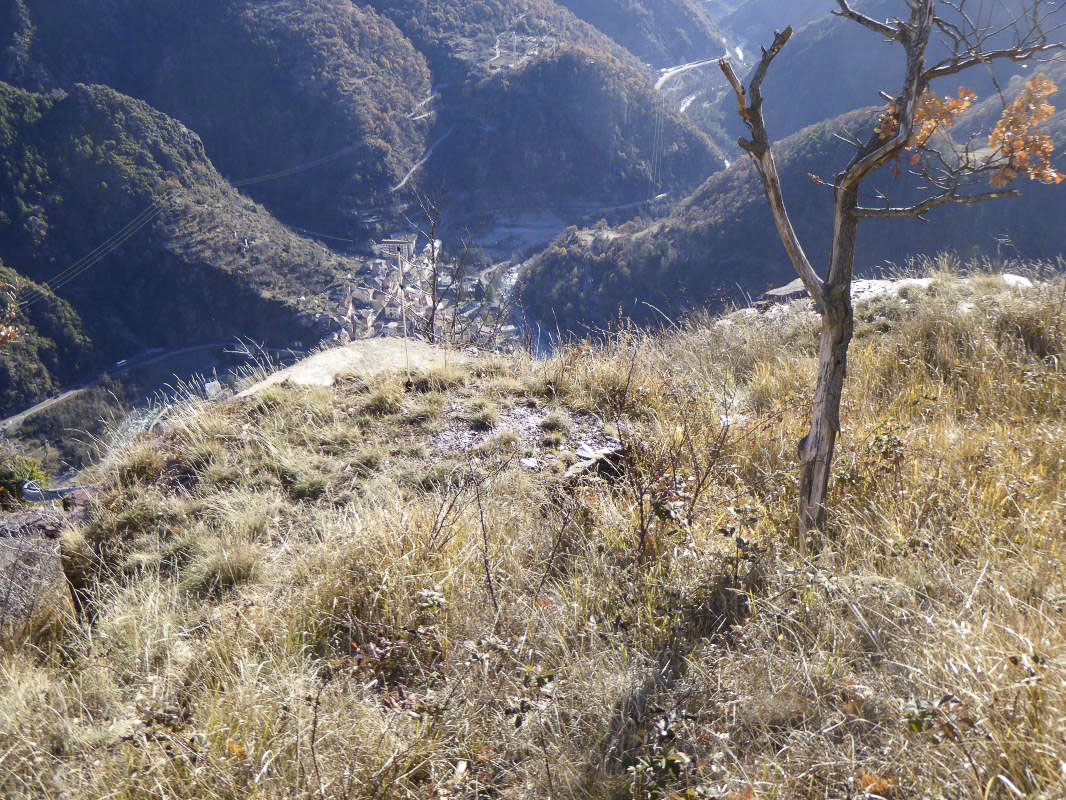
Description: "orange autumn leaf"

(225, 738), (248, 758)
(859, 772), (894, 796)
(876, 88), (976, 147)
(989, 74), (1063, 187)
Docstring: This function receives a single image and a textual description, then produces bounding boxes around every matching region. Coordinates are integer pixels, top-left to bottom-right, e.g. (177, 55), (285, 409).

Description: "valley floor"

(1, 266), (1064, 799)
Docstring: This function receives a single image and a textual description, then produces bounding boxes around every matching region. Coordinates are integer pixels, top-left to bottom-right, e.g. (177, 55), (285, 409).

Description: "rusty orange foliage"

(988, 74), (1064, 188)
(912, 87), (976, 148)
(876, 76), (1062, 189)
(875, 88), (976, 147)
(859, 772), (895, 796)
(224, 738), (247, 758)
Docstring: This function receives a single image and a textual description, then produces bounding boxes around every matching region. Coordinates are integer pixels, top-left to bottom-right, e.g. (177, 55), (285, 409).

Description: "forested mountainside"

(721, 0), (829, 45)
(3, 0), (720, 241)
(0, 261), (90, 414)
(554, 0), (729, 67)
(0, 81), (361, 415)
(428, 49), (722, 218)
(361, 0), (639, 79)
(520, 63), (1066, 332)
(2, 0), (433, 239)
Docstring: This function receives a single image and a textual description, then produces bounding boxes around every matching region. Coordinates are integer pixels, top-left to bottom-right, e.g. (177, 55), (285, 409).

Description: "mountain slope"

(428, 47), (723, 218)
(0, 261), (91, 414)
(4, 0), (433, 239)
(0, 81), (362, 415)
(361, 0), (640, 80)
(554, 0), (730, 67)
(4, 0), (720, 243)
(722, 0), (829, 44)
(520, 64), (1066, 331)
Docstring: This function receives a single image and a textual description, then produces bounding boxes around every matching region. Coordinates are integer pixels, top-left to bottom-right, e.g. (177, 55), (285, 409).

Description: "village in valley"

(318, 234), (517, 346)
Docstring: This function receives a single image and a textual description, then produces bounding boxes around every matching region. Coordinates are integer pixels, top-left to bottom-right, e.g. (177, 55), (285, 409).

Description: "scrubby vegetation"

(2, 268), (1063, 798)
(6, 378), (132, 476)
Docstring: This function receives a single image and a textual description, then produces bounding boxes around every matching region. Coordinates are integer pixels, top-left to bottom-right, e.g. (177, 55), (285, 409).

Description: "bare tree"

(408, 190), (514, 349)
(0, 282), (18, 346)
(718, 0), (1065, 541)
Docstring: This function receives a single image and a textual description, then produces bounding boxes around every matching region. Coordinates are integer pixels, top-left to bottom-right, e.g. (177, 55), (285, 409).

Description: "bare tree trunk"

(798, 186), (857, 539)
(798, 294), (854, 537)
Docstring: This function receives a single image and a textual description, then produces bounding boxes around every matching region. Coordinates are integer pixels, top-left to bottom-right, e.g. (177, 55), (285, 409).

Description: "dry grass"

(0, 267), (1063, 799)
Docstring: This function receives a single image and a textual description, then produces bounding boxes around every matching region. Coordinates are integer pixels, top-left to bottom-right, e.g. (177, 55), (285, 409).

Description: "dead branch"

(832, 0), (901, 39)
(718, 29), (828, 309)
(854, 187), (1020, 219)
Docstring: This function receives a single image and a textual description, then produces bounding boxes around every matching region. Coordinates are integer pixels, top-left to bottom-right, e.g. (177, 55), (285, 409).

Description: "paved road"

(655, 57), (722, 91)
(0, 341), (237, 433)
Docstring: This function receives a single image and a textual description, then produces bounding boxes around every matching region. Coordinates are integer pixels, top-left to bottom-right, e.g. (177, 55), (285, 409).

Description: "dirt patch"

(431, 401), (620, 470)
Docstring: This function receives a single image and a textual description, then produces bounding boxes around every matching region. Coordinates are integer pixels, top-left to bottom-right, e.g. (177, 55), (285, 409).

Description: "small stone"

(520, 457), (541, 471)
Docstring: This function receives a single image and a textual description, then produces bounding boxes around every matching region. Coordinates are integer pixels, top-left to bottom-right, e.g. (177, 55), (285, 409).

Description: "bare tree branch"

(854, 187), (1020, 219)
(718, 29), (827, 309)
(832, 0), (901, 39)
(925, 41), (1066, 80)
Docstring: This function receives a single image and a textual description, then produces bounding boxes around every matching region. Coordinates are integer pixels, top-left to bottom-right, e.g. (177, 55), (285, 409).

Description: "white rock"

(204, 380), (224, 399)
(520, 457), (541, 471)
(1002, 273), (1034, 290)
(957, 302), (975, 314)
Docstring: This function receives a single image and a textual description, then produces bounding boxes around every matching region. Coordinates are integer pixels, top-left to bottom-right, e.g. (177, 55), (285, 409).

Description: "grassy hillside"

(555, 0), (730, 66)
(0, 80), (363, 415)
(520, 63), (1066, 332)
(4, 0), (433, 238)
(1, 269), (1063, 798)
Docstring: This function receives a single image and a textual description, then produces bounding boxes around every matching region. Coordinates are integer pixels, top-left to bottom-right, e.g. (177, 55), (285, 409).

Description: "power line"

(17, 200), (169, 308)
(13, 136), (387, 308)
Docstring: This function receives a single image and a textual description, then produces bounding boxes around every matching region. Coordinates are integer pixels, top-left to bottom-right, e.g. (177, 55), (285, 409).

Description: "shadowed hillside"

(3, 0), (433, 239)
(722, 0), (829, 44)
(429, 48), (723, 219)
(0, 262), (91, 414)
(0, 81), (365, 415)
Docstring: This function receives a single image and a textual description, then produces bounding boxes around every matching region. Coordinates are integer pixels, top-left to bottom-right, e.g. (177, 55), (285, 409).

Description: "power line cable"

(19, 203), (168, 309)
(17, 201), (166, 307)
(14, 136), (381, 307)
